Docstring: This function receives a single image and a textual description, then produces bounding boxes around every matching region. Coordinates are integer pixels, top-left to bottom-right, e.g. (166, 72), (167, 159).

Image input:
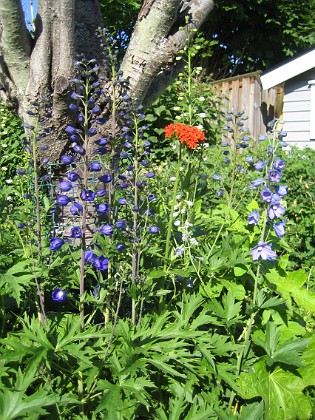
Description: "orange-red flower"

(164, 122), (205, 149)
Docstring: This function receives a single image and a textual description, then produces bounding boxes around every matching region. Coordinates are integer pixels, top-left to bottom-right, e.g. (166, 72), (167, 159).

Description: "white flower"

(173, 106), (180, 111)
(174, 220), (180, 227)
(184, 221), (192, 228)
(180, 208), (186, 214)
(6, 179), (13, 184)
(185, 200), (193, 207)
(6, 196), (12, 201)
(198, 113), (206, 118)
(173, 212), (179, 218)
(190, 237), (199, 246)
(2, 143), (7, 147)
(176, 194), (182, 200)
(1, 166), (7, 171)
(170, 176), (176, 182)
(198, 96), (205, 102)
(175, 246), (184, 256)
(182, 233), (188, 242)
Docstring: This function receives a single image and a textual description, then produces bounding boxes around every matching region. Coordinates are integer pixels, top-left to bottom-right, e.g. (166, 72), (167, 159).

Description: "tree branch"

(120, 0), (215, 107)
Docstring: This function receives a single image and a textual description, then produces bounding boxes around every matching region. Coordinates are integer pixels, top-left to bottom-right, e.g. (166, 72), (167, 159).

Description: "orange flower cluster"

(164, 123), (205, 149)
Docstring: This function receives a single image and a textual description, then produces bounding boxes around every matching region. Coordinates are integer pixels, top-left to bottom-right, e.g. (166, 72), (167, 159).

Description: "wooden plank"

(274, 87), (284, 119)
(253, 79), (262, 137)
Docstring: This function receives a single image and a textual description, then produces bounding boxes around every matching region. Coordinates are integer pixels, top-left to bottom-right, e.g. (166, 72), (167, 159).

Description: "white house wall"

(283, 69), (315, 148)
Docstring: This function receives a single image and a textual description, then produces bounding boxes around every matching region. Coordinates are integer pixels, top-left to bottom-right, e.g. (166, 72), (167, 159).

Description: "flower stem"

(163, 146), (182, 275)
(31, 116), (46, 326)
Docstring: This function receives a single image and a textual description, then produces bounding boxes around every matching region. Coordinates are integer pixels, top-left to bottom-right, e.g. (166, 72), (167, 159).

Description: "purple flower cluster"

(248, 149), (288, 261)
(49, 55), (160, 306)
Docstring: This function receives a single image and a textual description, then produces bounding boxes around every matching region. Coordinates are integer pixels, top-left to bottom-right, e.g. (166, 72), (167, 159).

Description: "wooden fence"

(212, 71), (284, 139)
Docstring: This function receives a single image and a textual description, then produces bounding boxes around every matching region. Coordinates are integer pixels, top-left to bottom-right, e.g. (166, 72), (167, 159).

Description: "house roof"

(260, 47), (315, 90)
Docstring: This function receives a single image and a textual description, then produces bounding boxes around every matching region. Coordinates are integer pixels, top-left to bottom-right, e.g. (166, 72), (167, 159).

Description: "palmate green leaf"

(0, 353), (57, 420)
(252, 322), (309, 368)
(167, 394), (187, 420)
(0, 273), (25, 305)
(238, 359), (312, 420)
(265, 268), (315, 313)
(118, 378), (155, 407)
(238, 401), (264, 420)
(147, 356), (186, 379)
(185, 403), (217, 420)
(0, 387), (56, 420)
(175, 293), (204, 323)
(268, 337), (309, 368)
(9, 316), (55, 352)
(299, 333), (315, 388)
(95, 380), (142, 419)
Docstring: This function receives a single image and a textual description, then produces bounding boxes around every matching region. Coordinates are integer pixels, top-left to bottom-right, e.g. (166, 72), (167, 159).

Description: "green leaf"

(265, 269), (315, 313)
(238, 360), (312, 420)
(233, 265), (247, 277)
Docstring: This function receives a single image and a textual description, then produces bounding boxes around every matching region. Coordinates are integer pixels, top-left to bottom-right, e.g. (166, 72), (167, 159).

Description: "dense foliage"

(98, 0), (315, 78)
(0, 29), (314, 419)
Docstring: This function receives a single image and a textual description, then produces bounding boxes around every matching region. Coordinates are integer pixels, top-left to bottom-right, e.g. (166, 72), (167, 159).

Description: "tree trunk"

(0, 0), (214, 162)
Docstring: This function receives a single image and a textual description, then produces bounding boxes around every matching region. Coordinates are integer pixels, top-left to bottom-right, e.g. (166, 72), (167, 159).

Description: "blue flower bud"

(99, 174), (112, 183)
(73, 145), (86, 156)
(89, 161), (102, 171)
(88, 127), (97, 136)
(61, 155), (74, 164)
(95, 137), (108, 145)
(67, 171), (79, 182)
(65, 125), (77, 135)
(97, 203), (110, 214)
(69, 103), (78, 111)
(50, 238), (64, 251)
(96, 189), (106, 197)
(70, 134), (80, 142)
(149, 226), (159, 234)
(116, 220), (126, 229)
(59, 180), (72, 192)
(70, 202), (83, 216)
(99, 224), (113, 236)
(56, 195), (71, 206)
(145, 171), (155, 178)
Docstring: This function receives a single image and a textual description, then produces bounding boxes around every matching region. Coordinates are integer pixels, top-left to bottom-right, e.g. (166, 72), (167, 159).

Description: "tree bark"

(121, 0), (215, 107)
(0, 0), (214, 162)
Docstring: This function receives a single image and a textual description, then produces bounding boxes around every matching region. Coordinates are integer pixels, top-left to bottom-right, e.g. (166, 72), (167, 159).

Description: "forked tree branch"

(121, 0), (215, 106)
